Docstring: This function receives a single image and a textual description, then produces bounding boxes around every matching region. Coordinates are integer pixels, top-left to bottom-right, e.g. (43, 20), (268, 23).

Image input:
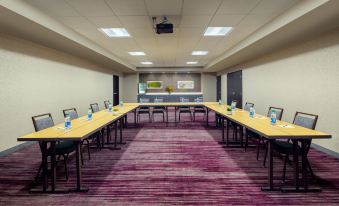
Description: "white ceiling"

(24, 0), (300, 69)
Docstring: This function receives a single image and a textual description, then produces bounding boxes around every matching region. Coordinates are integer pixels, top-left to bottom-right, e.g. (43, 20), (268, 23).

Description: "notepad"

(278, 125), (294, 128)
(255, 116), (267, 119)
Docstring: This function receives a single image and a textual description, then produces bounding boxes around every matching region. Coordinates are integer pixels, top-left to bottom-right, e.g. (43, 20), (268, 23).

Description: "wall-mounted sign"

(147, 81), (163, 89)
(177, 81), (194, 89)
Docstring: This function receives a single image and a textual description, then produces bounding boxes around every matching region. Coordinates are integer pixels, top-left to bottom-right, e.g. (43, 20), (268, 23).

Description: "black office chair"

(152, 98), (165, 122)
(193, 97), (206, 121)
(270, 112), (318, 182)
(90, 103), (100, 113)
(32, 113), (76, 182)
(228, 100), (240, 142)
(138, 98), (151, 123)
(243, 102), (254, 112)
(245, 106), (284, 161)
(63, 108), (91, 163)
(178, 97), (192, 121)
(104, 100), (111, 109)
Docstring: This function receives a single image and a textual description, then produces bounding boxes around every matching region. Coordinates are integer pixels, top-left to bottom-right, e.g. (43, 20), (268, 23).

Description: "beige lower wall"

(122, 73), (139, 103)
(220, 29), (339, 153)
(0, 33), (121, 152)
(202, 73), (217, 102)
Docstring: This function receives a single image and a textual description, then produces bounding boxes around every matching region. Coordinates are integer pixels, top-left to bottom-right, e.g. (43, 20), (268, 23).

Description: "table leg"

(112, 122), (121, 150)
(174, 106), (177, 126)
(206, 108), (209, 127)
(119, 118), (126, 145)
(293, 140), (300, 190)
(166, 106), (168, 126)
(50, 141), (56, 192)
(218, 117), (225, 144)
(69, 141), (88, 193)
(134, 109), (137, 127)
(42, 142), (48, 192)
(261, 139), (277, 191)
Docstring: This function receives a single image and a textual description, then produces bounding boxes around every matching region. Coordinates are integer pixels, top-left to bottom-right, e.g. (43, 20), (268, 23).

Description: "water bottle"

(231, 102), (236, 112)
(250, 107), (255, 118)
(108, 103), (112, 112)
(87, 108), (92, 120)
(119, 100), (124, 107)
(271, 109), (277, 125)
(218, 99), (222, 105)
(65, 115), (71, 129)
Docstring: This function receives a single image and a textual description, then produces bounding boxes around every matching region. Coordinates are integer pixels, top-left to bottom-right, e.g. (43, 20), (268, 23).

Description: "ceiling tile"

(105, 0), (148, 15)
(25, 0), (80, 17)
(217, 0), (261, 14)
(209, 14), (244, 27)
(58, 16), (96, 31)
(180, 15), (212, 28)
(251, 0), (299, 15)
(128, 28), (155, 38)
(65, 0), (114, 16)
(183, 0), (222, 15)
(145, 0), (183, 16)
(194, 37), (222, 51)
(119, 16), (153, 28)
(87, 16), (121, 27)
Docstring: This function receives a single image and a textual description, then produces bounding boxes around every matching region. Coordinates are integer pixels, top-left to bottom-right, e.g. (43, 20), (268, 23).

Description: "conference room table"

(17, 104), (139, 193)
(204, 103), (331, 192)
(18, 102), (331, 193)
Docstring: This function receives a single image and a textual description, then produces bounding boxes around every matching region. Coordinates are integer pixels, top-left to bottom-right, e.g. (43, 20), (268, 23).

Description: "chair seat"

(138, 110), (150, 114)
(153, 110), (165, 114)
(179, 110), (191, 113)
(194, 109), (205, 113)
(273, 140), (301, 155)
(47, 141), (76, 155)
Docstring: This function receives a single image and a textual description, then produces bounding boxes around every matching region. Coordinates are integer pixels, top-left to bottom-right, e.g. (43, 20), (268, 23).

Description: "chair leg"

(63, 154), (69, 180)
(179, 112), (181, 122)
(85, 139), (91, 160)
(34, 163), (43, 183)
(190, 113), (193, 121)
(263, 143), (268, 167)
(149, 113), (151, 123)
(282, 155), (289, 182)
(244, 133), (249, 151)
(163, 112), (165, 122)
(256, 138), (261, 159)
(152, 113), (154, 123)
(306, 158), (316, 179)
(80, 143), (84, 166)
(193, 112), (195, 121)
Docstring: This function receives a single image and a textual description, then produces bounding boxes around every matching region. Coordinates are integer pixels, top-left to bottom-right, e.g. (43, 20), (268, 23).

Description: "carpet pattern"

(1, 111), (339, 205)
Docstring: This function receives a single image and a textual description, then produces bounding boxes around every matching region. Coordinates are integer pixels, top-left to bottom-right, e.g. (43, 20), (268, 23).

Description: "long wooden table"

(204, 103), (331, 192)
(18, 102), (331, 193)
(18, 104), (139, 193)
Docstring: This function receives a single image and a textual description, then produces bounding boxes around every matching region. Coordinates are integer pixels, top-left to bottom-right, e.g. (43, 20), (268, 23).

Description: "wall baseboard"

(0, 142), (35, 157)
(311, 143), (339, 159)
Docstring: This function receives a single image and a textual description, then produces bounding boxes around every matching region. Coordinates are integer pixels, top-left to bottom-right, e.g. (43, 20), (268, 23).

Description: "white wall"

(122, 73), (138, 103)
(0, 33), (121, 152)
(202, 73), (217, 102)
(220, 29), (339, 153)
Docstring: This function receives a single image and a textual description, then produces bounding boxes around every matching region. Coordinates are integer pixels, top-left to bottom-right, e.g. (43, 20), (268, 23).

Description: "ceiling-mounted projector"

(153, 16), (173, 34)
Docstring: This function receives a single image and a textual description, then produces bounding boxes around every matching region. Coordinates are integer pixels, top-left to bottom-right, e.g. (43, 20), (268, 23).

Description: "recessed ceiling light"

(192, 51), (208, 56)
(141, 61), (153, 65)
(186, 61), (198, 65)
(99, 28), (131, 37)
(204, 27), (233, 36)
(128, 51), (146, 56)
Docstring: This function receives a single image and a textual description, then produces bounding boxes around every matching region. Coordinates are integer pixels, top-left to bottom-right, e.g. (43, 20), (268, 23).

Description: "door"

(227, 70), (242, 108)
(113, 75), (119, 106)
(216, 75), (221, 101)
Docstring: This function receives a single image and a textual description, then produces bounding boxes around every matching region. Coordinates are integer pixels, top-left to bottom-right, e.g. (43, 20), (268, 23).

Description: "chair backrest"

(293, 112), (318, 130)
(244, 102), (254, 112)
(194, 97), (203, 102)
(140, 98), (150, 103)
(90, 103), (100, 113)
(104, 100), (111, 109)
(267, 107), (284, 120)
(180, 97), (189, 102)
(154, 98), (163, 103)
(32, 113), (54, 132)
(63, 108), (78, 120)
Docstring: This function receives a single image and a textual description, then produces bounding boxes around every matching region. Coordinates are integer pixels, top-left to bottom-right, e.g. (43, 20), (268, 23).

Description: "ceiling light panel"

(204, 27), (233, 36)
(99, 28), (131, 37)
(192, 51), (208, 55)
(128, 52), (146, 56)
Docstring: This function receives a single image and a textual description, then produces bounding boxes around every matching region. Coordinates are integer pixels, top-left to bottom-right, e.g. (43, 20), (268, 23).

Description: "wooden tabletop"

(18, 102), (331, 141)
(204, 103), (331, 140)
(18, 104), (138, 141)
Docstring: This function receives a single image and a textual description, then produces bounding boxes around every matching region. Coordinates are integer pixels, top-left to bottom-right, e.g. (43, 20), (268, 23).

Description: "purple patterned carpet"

(1, 112), (339, 205)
